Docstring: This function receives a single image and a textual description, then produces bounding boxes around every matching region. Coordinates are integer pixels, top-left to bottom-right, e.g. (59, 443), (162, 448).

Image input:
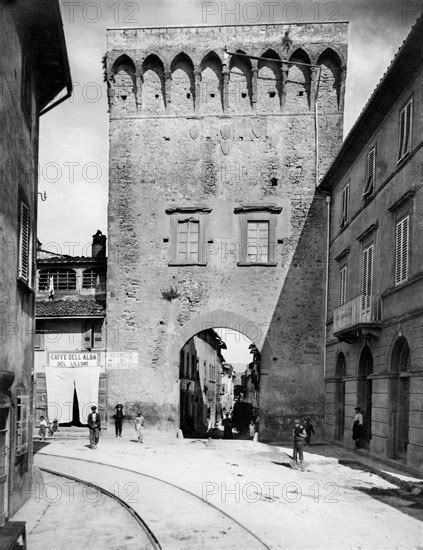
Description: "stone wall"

(106, 23), (347, 440)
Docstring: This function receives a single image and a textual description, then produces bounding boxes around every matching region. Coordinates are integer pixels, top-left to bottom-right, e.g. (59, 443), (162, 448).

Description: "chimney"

(92, 230), (106, 258)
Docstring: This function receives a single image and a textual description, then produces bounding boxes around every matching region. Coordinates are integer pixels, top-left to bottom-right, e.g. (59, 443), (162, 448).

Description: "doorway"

(334, 353), (346, 441)
(389, 337), (411, 460)
(357, 345), (373, 449)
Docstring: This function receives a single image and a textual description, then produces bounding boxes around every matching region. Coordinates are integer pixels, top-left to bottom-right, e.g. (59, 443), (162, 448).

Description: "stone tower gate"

(105, 22), (348, 440)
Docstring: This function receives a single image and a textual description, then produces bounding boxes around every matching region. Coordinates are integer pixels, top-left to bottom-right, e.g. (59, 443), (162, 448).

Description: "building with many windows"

(105, 22), (348, 440)
(320, 16), (423, 473)
(34, 233), (107, 429)
(0, 0), (71, 534)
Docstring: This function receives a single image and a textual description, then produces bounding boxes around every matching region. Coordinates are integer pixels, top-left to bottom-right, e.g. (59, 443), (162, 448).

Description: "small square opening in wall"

(155, 94), (159, 99)
(298, 90), (304, 97)
(121, 94), (127, 100)
(271, 177), (278, 186)
(241, 93), (247, 98)
(186, 93), (191, 99)
(269, 91), (276, 98)
(210, 93), (215, 98)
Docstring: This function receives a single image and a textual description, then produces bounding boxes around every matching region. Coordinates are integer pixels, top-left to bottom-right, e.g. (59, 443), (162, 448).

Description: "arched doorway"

(172, 310), (270, 438)
(357, 345), (373, 449)
(389, 337), (411, 460)
(334, 353), (346, 441)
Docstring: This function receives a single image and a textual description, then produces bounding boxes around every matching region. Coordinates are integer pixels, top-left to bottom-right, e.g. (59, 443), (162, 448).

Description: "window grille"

(38, 269), (76, 291)
(82, 269), (105, 289)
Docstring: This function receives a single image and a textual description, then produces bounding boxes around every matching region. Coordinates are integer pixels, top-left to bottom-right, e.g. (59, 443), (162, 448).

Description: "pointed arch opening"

(200, 51), (223, 114)
(357, 345), (373, 449)
(316, 48), (342, 112)
(334, 352), (346, 441)
(286, 48), (311, 112)
(257, 49), (282, 113)
(389, 337), (411, 459)
(170, 52), (195, 114)
(142, 54), (166, 115)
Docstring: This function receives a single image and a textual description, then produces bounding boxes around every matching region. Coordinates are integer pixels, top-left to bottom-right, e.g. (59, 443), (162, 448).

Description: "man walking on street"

(114, 403), (124, 437)
(292, 419), (307, 471)
(88, 405), (101, 449)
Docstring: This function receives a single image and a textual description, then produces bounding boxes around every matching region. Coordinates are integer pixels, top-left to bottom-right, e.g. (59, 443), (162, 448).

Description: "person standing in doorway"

(222, 412), (233, 439)
(134, 411), (144, 443)
(292, 419), (307, 471)
(114, 404), (124, 438)
(352, 406), (363, 450)
(88, 405), (101, 449)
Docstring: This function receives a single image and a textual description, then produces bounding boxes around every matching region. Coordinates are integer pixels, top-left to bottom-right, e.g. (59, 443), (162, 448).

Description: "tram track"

(36, 451), (271, 549)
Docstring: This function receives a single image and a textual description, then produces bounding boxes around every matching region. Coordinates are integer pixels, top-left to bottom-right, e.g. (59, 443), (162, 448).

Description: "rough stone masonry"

(105, 22), (348, 441)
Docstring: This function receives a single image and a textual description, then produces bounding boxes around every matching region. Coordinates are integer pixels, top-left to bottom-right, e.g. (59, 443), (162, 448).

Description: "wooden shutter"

(362, 244), (373, 311)
(93, 321), (103, 348)
(83, 322), (93, 349)
(395, 216), (409, 285)
(340, 183), (349, 227)
(363, 148), (376, 198)
(398, 99), (412, 161)
(34, 321), (45, 351)
(18, 202), (31, 282)
(339, 265), (347, 306)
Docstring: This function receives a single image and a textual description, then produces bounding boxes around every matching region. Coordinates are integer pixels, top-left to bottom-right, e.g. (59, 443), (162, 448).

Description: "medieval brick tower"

(105, 23), (348, 440)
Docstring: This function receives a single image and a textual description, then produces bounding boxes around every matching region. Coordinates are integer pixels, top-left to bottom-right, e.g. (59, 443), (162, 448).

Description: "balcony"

(333, 295), (381, 342)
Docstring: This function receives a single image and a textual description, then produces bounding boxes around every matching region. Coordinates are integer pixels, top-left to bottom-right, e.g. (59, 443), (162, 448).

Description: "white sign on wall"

(106, 351), (139, 370)
(49, 352), (99, 368)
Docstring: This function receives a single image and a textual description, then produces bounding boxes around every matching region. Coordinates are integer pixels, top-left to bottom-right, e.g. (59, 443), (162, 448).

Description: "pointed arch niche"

(228, 51), (253, 114)
(142, 54), (166, 115)
(257, 49), (282, 114)
(316, 48), (342, 112)
(112, 54), (137, 115)
(170, 53), (195, 115)
(285, 48), (311, 113)
(389, 336), (411, 460)
(200, 52), (223, 114)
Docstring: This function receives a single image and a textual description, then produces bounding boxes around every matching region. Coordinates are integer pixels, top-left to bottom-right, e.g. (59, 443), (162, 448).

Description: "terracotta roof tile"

(36, 298), (105, 317)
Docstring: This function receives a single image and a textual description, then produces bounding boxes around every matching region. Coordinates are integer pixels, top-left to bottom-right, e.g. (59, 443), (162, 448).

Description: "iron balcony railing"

(333, 295), (381, 335)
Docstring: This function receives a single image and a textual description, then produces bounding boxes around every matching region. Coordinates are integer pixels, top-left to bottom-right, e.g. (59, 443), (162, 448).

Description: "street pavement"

(12, 429), (423, 549)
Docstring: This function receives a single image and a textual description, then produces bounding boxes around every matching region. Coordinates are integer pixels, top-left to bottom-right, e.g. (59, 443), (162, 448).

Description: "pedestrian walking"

(114, 403), (124, 437)
(38, 416), (48, 441)
(304, 417), (315, 445)
(87, 405), (101, 449)
(292, 419), (307, 471)
(249, 420), (256, 440)
(134, 411), (144, 443)
(48, 419), (59, 437)
(352, 406), (363, 450)
(222, 412), (233, 439)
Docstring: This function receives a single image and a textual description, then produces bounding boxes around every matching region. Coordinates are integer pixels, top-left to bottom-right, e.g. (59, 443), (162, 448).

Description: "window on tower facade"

(166, 206), (211, 266)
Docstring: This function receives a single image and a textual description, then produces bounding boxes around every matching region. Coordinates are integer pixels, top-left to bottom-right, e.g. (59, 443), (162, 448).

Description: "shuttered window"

(361, 244), (374, 311)
(363, 147), (376, 199)
(339, 265), (347, 306)
(398, 99), (412, 162)
(177, 220), (199, 263)
(395, 216), (409, 285)
(18, 201), (31, 283)
(247, 221), (269, 263)
(16, 394), (30, 456)
(340, 182), (350, 227)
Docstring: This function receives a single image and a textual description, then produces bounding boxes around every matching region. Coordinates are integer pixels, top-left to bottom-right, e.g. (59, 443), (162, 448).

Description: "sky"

(37, 0), (417, 255)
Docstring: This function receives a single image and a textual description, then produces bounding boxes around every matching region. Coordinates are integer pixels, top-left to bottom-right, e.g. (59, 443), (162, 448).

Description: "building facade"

(180, 329), (224, 435)
(34, 233), (107, 428)
(105, 22), (348, 440)
(320, 16), (423, 473)
(0, 0), (71, 529)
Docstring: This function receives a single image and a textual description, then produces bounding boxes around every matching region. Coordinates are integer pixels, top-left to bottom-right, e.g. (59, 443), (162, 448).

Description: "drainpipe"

(323, 195), (331, 380)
